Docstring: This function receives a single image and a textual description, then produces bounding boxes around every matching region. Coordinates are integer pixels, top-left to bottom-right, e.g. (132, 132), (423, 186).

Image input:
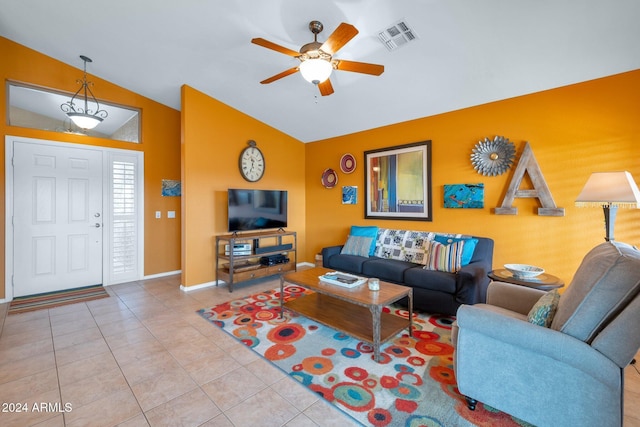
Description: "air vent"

(378, 19), (419, 51)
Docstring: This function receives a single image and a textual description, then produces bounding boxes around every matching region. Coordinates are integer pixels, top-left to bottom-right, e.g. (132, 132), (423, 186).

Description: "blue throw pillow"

(350, 226), (379, 256)
(433, 236), (478, 266)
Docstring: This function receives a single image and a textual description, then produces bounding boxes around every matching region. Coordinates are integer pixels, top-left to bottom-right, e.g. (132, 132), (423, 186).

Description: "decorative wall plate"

(340, 153), (356, 173)
(321, 168), (338, 188)
(471, 136), (516, 176)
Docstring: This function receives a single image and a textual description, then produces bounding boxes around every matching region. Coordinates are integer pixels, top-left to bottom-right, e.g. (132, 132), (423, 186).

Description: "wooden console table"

(215, 230), (296, 292)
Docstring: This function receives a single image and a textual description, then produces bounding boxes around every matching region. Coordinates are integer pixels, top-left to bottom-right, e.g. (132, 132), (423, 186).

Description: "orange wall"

(1, 37), (182, 299)
(305, 70), (640, 284)
(181, 86), (306, 287)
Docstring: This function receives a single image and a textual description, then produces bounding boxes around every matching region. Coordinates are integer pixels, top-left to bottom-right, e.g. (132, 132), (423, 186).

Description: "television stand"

(215, 230), (297, 292)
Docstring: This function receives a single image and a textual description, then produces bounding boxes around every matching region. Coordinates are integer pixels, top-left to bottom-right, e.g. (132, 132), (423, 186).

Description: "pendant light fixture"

(60, 55), (108, 130)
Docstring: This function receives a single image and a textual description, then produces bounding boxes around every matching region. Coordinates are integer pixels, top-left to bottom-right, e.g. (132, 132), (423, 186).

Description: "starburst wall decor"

(471, 136), (516, 176)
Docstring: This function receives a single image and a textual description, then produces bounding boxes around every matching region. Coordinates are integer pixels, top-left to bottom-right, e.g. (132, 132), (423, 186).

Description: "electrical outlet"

(168, 211), (176, 219)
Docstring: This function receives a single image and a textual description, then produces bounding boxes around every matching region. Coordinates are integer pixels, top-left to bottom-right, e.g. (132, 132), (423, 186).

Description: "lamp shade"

(299, 58), (332, 84)
(575, 171), (640, 208)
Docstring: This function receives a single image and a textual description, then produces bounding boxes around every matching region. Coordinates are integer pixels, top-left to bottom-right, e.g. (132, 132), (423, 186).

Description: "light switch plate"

(155, 211), (161, 219)
(168, 211), (176, 219)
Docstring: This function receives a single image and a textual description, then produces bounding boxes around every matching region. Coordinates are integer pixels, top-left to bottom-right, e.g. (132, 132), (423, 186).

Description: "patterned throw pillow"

(423, 240), (465, 272)
(374, 229), (433, 264)
(340, 235), (374, 257)
(528, 290), (561, 327)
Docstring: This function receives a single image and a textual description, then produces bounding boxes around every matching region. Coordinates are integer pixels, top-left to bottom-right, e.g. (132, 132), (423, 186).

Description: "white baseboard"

(180, 281), (220, 292)
(143, 270), (181, 280)
(297, 262), (315, 268)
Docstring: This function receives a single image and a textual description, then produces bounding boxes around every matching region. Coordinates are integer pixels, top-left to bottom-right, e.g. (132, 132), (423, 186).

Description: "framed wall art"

(161, 179), (181, 197)
(342, 186), (357, 204)
(444, 183), (484, 208)
(364, 141), (432, 221)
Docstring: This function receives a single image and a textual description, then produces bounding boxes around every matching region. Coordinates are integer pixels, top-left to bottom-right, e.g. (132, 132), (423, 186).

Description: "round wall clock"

(471, 136), (516, 176)
(239, 140), (265, 182)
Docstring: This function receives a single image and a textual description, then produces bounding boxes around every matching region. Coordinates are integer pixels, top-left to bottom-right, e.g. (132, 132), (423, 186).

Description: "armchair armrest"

(456, 304), (618, 389)
(486, 281), (547, 315)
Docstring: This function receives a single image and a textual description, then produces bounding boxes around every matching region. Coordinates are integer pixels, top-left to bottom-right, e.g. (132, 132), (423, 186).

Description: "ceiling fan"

(251, 20), (384, 96)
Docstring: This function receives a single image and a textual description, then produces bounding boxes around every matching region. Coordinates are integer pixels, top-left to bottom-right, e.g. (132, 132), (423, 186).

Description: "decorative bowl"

(504, 264), (544, 279)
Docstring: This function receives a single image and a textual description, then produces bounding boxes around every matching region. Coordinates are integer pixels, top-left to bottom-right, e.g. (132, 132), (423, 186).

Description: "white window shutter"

(108, 153), (142, 283)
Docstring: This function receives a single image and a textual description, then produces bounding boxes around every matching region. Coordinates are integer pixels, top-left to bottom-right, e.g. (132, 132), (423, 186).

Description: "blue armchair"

(453, 241), (640, 426)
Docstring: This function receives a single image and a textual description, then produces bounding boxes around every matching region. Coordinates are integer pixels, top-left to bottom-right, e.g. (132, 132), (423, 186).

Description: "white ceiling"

(2, 0), (639, 143)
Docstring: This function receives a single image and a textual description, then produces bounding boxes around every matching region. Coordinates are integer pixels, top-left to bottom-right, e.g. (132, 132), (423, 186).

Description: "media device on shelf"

(227, 188), (288, 232)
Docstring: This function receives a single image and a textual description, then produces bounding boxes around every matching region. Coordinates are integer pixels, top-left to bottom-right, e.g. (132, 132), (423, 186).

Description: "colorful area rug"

(8, 284), (109, 315)
(197, 286), (530, 427)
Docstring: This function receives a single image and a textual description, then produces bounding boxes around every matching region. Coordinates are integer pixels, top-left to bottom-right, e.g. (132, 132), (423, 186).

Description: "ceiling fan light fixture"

(299, 58), (332, 84)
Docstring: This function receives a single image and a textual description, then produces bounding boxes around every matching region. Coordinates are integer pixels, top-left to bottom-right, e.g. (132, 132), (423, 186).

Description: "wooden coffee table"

(280, 267), (413, 362)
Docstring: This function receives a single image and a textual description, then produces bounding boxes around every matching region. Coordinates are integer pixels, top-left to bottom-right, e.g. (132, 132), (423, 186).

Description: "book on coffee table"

(319, 271), (367, 288)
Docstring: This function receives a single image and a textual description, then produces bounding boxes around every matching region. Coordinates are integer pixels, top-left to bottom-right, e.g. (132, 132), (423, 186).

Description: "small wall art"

(342, 186), (357, 204)
(444, 183), (484, 208)
(162, 179), (181, 197)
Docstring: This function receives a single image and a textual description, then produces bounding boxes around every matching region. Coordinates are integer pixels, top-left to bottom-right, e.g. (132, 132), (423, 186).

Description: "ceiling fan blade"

(318, 79), (334, 96)
(320, 23), (359, 55)
(251, 38), (300, 57)
(260, 67), (299, 84)
(335, 59), (384, 76)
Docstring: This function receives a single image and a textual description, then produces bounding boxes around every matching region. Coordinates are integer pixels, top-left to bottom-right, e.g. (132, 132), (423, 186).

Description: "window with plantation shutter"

(109, 154), (141, 283)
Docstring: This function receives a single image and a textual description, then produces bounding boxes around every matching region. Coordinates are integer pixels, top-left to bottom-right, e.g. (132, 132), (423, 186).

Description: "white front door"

(12, 141), (103, 297)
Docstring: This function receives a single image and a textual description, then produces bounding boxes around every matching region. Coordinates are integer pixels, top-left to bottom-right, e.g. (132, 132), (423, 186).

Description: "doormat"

(197, 286), (528, 427)
(8, 284), (109, 315)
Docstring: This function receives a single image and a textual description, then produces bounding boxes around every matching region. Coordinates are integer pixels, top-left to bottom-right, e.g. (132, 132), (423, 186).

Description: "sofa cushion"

(424, 240), (465, 273)
(340, 235), (373, 257)
(434, 235), (478, 266)
(362, 259), (417, 283)
(550, 241), (640, 343)
(326, 254), (373, 274)
(374, 228), (433, 264)
(528, 290), (560, 327)
(404, 267), (457, 294)
(350, 225), (379, 256)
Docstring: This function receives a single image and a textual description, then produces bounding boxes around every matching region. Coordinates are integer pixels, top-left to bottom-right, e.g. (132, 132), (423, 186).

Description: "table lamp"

(575, 171), (640, 241)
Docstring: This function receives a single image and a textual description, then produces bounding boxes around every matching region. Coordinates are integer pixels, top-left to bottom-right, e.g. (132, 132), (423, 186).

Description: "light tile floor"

(0, 274), (638, 427)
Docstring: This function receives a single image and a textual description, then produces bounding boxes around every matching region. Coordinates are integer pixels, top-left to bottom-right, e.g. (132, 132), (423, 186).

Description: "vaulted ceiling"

(2, 0), (639, 142)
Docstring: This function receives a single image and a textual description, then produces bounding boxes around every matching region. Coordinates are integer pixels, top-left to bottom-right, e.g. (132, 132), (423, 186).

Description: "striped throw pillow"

(423, 240), (465, 272)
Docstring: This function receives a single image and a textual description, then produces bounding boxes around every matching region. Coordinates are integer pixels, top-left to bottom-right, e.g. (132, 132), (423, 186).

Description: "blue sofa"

(322, 228), (494, 315)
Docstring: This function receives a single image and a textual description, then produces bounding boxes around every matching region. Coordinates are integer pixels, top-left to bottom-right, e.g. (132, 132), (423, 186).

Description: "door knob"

(92, 223), (101, 228)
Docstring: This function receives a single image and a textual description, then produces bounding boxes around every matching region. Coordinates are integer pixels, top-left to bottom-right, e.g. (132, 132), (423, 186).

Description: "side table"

(488, 269), (564, 291)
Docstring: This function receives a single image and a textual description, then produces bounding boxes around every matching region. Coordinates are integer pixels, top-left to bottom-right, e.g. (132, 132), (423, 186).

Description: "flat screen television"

(227, 189), (288, 232)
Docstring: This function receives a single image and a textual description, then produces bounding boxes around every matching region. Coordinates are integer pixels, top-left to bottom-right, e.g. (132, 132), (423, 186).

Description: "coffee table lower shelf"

(283, 292), (411, 354)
